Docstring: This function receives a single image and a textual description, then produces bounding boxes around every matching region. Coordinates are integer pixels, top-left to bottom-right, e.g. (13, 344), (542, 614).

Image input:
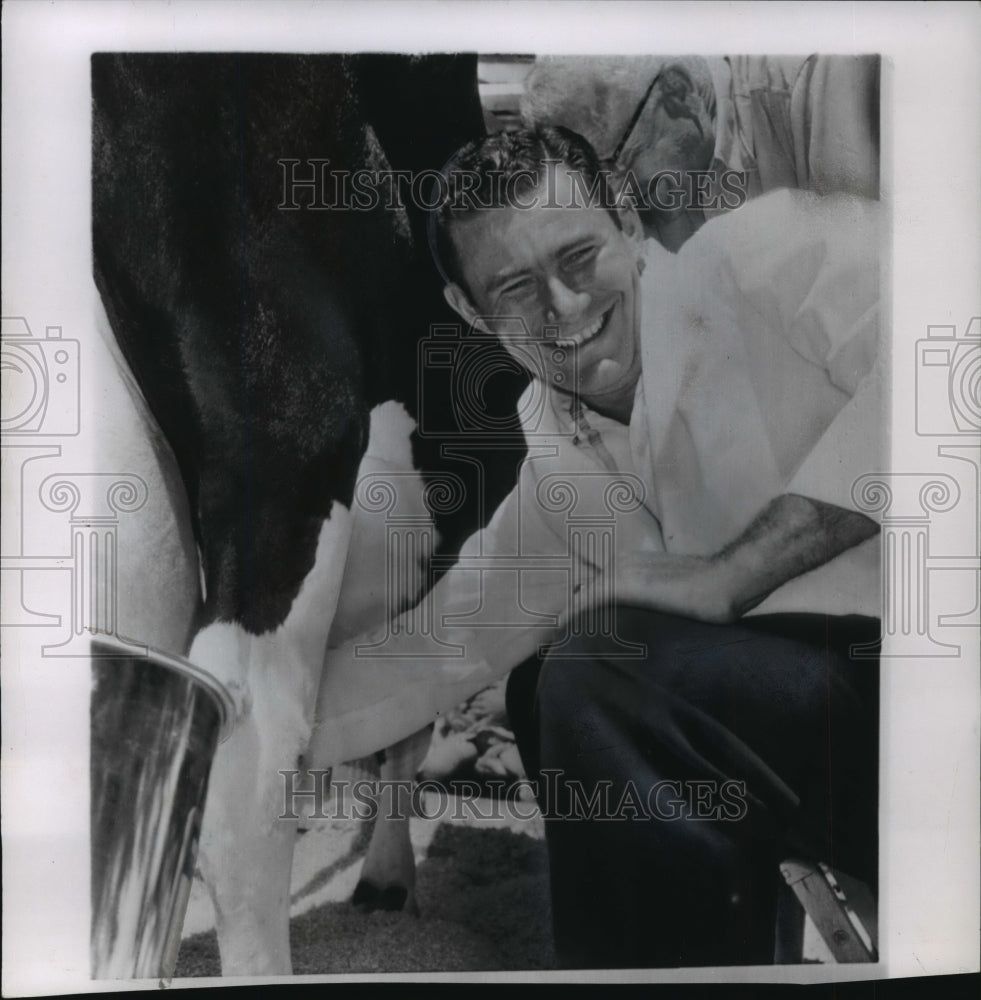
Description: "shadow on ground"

(176, 822), (555, 975)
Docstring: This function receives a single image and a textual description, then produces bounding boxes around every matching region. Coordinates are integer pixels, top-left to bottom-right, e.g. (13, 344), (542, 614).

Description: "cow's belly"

(95, 280), (426, 664)
(328, 400), (432, 647)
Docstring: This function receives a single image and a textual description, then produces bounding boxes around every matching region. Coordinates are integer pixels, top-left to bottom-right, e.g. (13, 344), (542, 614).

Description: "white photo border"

(2, 1), (978, 992)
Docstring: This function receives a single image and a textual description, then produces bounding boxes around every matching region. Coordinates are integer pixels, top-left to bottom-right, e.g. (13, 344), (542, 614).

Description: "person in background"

(521, 54), (879, 250)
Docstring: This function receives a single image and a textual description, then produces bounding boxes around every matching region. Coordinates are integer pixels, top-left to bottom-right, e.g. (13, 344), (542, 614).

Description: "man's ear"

(443, 283), (487, 331)
(616, 204), (645, 246)
(616, 205), (647, 267)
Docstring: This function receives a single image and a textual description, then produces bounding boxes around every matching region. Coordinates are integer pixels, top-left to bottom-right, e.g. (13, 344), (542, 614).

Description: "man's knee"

(545, 604), (690, 663)
(538, 605), (717, 696)
(537, 645), (601, 721)
(534, 607), (679, 759)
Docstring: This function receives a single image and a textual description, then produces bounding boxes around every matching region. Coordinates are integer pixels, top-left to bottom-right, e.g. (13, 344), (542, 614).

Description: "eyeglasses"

(608, 70), (663, 167)
(606, 64), (706, 170)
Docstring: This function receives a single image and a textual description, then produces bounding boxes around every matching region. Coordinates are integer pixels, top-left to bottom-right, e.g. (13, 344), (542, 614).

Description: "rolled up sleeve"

(785, 353), (884, 520)
(723, 190), (884, 521)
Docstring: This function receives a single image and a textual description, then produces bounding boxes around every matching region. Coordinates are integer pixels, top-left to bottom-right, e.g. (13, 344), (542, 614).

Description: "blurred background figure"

(520, 54), (879, 250)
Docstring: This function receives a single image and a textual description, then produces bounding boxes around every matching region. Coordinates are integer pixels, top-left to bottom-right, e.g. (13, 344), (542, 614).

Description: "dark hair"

(428, 125), (621, 289)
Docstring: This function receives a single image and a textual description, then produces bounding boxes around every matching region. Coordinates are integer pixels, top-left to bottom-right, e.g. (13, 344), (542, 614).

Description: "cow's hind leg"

(352, 726), (433, 915)
(193, 508), (354, 975)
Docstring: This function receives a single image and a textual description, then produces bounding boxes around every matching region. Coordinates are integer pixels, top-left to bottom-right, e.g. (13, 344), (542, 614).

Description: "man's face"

(445, 166), (645, 417)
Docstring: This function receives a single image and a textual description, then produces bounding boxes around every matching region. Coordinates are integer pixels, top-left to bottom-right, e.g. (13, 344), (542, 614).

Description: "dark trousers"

(505, 607), (880, 969)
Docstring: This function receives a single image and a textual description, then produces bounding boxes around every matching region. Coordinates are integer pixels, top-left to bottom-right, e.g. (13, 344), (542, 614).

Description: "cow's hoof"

(351, 879), (418, 915)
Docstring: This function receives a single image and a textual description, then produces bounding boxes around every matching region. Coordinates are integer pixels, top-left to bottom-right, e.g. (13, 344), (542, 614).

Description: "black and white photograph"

(2, 2), (979, 991)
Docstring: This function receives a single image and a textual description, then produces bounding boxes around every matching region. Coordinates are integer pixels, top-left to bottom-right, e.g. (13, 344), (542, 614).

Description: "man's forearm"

(603, 493), (878, 624)
(715, 493), (879, 618)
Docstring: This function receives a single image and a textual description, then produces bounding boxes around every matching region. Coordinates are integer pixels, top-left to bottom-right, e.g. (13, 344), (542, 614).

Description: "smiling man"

(441, 159), (644, 424)
(317, 125), (883, 968)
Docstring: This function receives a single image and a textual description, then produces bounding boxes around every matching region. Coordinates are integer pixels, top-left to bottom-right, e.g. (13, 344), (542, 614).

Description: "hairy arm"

(585, 493), (879, 625)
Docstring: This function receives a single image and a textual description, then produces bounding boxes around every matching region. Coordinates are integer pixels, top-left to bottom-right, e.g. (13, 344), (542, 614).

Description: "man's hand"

(574, 551), (739, 625)
(572, 493), (879, 625)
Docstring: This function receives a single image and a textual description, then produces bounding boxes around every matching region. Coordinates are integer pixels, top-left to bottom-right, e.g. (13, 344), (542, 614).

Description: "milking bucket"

(89, 636), (234, 978)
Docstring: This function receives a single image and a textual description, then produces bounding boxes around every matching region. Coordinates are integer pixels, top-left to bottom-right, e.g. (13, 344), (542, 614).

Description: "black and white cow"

(92, 53), (525, 974)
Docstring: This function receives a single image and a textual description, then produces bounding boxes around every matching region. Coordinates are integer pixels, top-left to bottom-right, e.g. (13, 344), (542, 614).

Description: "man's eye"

(563, 246), (598, 269)
(499, 278), (537, 300)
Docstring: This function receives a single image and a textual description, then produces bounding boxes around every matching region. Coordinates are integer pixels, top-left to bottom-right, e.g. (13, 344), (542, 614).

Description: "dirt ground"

(176, 793), (556, 976)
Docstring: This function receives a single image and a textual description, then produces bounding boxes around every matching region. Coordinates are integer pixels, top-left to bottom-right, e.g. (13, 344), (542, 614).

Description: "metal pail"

(89, 636), (234, 979)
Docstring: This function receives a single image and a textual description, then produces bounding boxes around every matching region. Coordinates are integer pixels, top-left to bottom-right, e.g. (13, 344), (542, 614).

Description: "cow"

(92, 52), (526, 975)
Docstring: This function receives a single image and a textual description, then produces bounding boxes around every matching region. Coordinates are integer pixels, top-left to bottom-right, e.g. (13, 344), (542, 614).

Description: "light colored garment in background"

(708, 55), (880, 204)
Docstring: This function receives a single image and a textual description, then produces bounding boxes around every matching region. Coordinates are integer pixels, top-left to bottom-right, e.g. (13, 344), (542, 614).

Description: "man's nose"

(544, 275), (590, 319)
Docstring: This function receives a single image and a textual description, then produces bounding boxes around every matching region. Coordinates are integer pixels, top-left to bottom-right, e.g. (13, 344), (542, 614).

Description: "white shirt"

(314, 188), (883, 765)
(635, 187), (882, 616)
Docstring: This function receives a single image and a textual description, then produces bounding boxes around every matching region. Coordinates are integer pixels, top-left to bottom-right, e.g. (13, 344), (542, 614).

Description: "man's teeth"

(552, 311), (608, 347)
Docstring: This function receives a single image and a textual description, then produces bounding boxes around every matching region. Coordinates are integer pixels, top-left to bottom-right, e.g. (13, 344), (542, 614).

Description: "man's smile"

(545, 304), (616, 349)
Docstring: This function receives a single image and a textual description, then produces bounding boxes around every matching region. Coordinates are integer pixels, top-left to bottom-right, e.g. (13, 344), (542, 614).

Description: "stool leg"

(774, 877), (806, 963)
(780, 859), (878, 963)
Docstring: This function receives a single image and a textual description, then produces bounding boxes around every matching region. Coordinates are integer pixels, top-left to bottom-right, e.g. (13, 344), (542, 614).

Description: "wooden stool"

(775, 859), (878, 963)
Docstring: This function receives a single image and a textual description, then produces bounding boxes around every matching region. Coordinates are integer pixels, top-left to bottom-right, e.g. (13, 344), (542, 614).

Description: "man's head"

(432, 127), (646, 420)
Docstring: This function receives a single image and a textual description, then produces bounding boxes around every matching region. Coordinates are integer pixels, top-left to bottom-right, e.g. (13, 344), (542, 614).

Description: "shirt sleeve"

(784, 352), (884, 515)
(311, 452), (579, 767)
(720, 189), (884, 521)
